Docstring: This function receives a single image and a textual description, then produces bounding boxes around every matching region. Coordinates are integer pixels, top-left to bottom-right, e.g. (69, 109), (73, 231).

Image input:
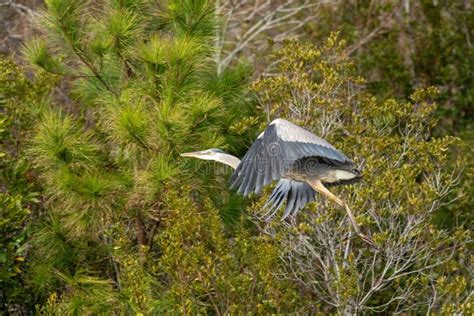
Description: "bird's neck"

(213, 153), (241, 170)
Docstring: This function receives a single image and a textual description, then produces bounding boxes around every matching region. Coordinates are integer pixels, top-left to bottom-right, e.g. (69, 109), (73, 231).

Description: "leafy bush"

(0, 58), (55, 313)
(250, 35), (471, 313)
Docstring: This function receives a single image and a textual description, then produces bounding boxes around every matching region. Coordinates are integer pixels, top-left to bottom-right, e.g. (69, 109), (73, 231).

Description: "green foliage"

(310, 0), (473, 132)
(251, 36), (470, 313)
(152, 188), (300, 313)
(0, 0), (470, 313)
(37, 270), (120, 315)
(0, 58), (55, 313)
(23, 38), (64, 75)
(21, 0), (286, 313)
(305, 0), (473, 255)
(32, 110), (101, 171)
(158, 0), (217, 38)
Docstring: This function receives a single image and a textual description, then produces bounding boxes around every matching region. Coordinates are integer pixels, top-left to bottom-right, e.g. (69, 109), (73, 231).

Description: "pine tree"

(23, 0), (297, 313)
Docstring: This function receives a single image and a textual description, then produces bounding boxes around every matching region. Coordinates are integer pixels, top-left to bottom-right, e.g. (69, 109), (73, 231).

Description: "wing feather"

(283, 186), (298, 219)
(230, 119), (351, 196)
(262, 179), (316, 221)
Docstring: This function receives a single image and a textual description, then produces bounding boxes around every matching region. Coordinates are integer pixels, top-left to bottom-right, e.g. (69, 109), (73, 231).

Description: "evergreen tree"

(23, 0), (296, 313)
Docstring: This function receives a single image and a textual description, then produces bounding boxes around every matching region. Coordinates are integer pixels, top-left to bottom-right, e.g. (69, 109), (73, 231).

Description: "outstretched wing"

(260, 179), (316, 220)
(229, 118), (351, 196)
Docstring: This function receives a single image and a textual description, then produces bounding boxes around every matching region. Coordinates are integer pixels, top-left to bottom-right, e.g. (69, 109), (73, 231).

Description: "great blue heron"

(181, 118), (372, 244)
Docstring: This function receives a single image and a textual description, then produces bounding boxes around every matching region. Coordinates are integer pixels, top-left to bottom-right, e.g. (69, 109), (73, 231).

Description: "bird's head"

(180, 148), (225, 160)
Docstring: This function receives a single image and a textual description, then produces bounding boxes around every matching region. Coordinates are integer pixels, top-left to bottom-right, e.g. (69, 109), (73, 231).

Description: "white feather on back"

(270, 118), (336, 149)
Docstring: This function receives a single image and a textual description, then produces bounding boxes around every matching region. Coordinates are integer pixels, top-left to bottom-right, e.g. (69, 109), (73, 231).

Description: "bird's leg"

(309, 179), (359, 231)
(309, 179), (375, 246)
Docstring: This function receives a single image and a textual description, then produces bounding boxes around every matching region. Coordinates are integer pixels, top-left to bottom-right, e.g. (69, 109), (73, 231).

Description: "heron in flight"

(181, 118), (372, 244)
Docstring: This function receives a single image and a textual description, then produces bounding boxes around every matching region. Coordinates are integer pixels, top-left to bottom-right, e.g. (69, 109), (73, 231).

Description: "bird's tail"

(260, 179), (316, 221)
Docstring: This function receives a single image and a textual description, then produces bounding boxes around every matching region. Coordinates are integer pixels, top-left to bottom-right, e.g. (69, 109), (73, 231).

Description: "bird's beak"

(180, 151), (201, 158)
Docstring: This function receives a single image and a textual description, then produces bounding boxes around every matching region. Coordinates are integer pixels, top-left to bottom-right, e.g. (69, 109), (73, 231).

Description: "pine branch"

(49, 11), (117, 95)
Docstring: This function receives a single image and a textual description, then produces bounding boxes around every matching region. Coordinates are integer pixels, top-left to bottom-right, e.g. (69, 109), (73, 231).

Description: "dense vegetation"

(0, 0), (472, 314)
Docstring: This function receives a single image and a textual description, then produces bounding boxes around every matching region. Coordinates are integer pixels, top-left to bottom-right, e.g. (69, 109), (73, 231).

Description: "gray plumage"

(230, 118), (354, 190)
(261, 179), (316, 220)
(181, 118), (361, 220)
